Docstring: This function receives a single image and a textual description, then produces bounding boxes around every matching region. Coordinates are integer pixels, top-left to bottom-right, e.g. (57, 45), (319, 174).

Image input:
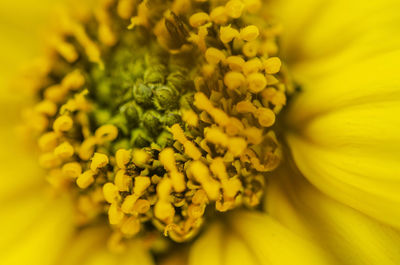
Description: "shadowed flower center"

(23, 0), (292, 250)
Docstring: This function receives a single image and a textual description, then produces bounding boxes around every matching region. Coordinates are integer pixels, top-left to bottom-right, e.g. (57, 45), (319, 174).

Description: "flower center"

(24, 0), (291, 250)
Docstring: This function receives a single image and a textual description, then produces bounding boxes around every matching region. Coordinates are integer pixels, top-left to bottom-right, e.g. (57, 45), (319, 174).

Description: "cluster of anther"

(23, 0), (290, 248)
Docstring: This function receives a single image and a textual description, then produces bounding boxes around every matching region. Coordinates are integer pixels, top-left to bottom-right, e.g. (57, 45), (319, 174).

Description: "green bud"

(163, 111), (182, 127)
(153, 85), (179, 110)
(133, 83), (153, 107)
(131, 128), (152, 148)
(179, 92), (195, 110)
(142, 110), (163, 136)
(166, 71), (188, 91)
(143, 65), (167, 84)
(120, 101), (142, 128)
(156, 130), (174, 148)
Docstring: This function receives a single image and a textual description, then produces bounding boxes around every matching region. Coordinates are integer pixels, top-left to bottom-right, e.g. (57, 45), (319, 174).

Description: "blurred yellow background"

(0, 0), (68, 88)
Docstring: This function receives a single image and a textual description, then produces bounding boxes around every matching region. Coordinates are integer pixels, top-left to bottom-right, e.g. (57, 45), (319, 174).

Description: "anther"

(53, 115), (73, 133)
(76, 170), (95, 189)
(90, 152), (109, 171)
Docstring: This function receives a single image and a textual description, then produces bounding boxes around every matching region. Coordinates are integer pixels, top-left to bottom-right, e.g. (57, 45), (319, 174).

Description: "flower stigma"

(23, 0), (292, 251)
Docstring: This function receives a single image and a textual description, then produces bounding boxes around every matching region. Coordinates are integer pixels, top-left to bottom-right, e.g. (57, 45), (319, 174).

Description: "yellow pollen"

(182, 109), (199, 127)
(108, 203), (125, 225)
(90, 152), (109, 171)
(38, 132), (59, 151)
(132, 149), (150, 167)
(53, 115), (73, 132)
(189, 12), (210, 28)
(242, 41), (259, 58)
(225, 0), (245, 19)
(205, 47), (226, 65)
(121, 217), (141, 236)
(254, 108), (276, 127)
(188, 161), (220, 200)
(114, 170), (132, 192)
(54, 141), (74, 159)
(39, 153), (61, 169)
(62, 70), (85, 90)
(240, 25), (260, 42)
(224, 71), (245, 90)
(35, 100), (57, 116)
(226, 56), (245, 71)
(263, 57), (282, 74)
(220, 25), (240, 44)
(242, 58), (262, 75)
(210, 6), (228, 25)
(115, 149), (131, 169)
(76, 170), (95, 189)
(246, 72), (267, 93)
(62, 162), (82, 178)
(95, 124), (119, 143)
(243, 0), (262, 13)
(103, 183), (122, 204)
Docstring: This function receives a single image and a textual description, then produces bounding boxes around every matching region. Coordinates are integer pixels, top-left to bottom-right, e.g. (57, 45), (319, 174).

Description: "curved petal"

(268, 0), (400, 79)
(285, 50), (400, 228)
(265, 163), (400, 265)
(74, 240), (154, 265)
(0, 126), (45, 201)
(189, 223), (223, 265)
(228, 211), (337, 265)
(0, 194), (76, 265)
(222, 233), (259, 265)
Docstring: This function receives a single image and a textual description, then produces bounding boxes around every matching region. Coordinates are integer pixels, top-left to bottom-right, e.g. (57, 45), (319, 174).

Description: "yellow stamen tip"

(240, 25), (260, 42)
(54, 141), (74, 159)
(189, 12), (210, 28)
(53, 115), (73, 132)
(115, 149), (131, 169)
(95, 124), (119, 143)
(264, 57), (282, 74)
(225, 0), (245, 19)
(205, 47), (226, 65)
(108, 203), (125, 225)
(90, 152), (109, 171)
(224, 71), (245, 90)
(62, 162), (82, 178)
(114, 170), (132, 192)
(247, 72), (267, 93)
(76, 170), (95, 189)
(220, 25), (240, 44)
(103, 182), (121, 204)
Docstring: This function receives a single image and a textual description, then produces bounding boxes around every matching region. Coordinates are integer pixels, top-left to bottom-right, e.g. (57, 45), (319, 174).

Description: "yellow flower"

(1, 0), (400, 265)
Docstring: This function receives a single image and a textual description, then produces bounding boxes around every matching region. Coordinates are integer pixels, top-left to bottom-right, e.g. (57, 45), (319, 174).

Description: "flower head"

(22, 0), (290, 246)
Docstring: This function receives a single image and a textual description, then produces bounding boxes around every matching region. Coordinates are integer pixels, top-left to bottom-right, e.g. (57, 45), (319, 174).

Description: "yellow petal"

(73, 240), (154, 265)
(287, 50), (400, 126)
(0, 194), (75, 265)
(285, 47), (400, 230)
(223, 233), (259, 265)
(265, 163), (400, 265)
(0, 125), (45, 202)
(287, 133), (400, 229)
(228, 211), (336, 265)
(0, 0), (69, 89)
(189, 222), (223, 265)
(268, 0), (400, 79)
